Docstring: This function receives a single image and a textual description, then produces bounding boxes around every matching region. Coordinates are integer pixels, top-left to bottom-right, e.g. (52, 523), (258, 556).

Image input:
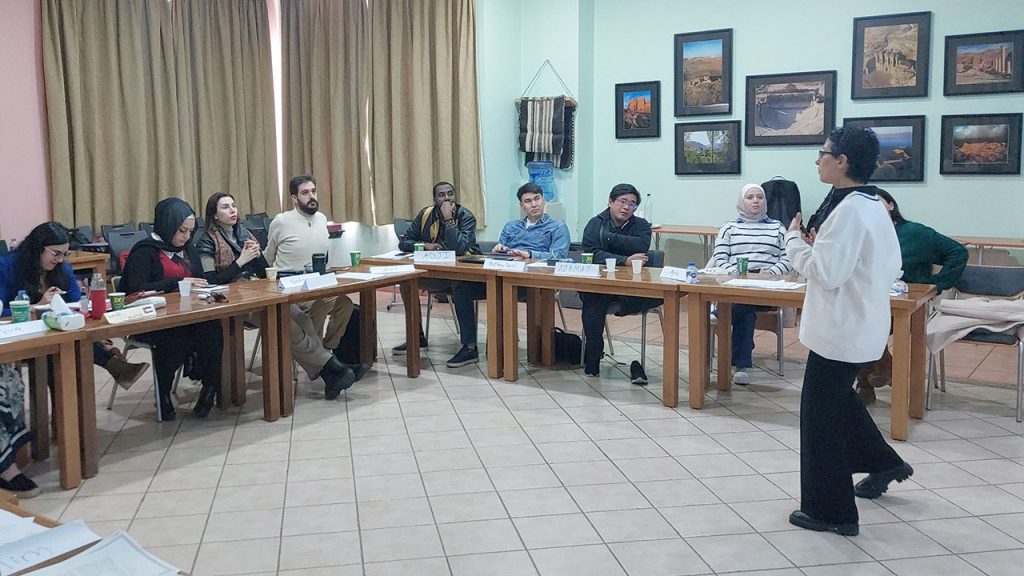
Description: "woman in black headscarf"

(122, 198), (222, 421)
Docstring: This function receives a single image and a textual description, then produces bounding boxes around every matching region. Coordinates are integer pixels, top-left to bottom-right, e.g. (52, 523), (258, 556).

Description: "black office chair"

(139, 222), (155, 235)
(927, 265), (1024, 421)
(101, 222), (136, 243)
(245, 212), (271, 230)
(240, 222), (269, 250)
(108, 230), (149, 273)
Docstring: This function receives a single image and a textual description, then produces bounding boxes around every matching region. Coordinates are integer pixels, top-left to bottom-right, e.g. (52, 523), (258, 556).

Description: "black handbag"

(552, 327), (582, 366)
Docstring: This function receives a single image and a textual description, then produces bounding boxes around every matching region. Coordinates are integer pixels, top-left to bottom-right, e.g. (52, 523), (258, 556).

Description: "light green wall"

(478, 0), (1024, 240)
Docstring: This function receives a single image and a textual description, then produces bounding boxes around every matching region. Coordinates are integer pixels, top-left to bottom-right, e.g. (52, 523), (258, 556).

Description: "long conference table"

(0, 264), (425, 489)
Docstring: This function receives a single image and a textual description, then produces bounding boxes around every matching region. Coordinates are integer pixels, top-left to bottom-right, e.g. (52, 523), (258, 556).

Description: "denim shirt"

(499, 214), (571, 260)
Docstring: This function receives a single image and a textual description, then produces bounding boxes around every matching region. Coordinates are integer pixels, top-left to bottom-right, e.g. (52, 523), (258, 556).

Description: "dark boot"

(193, 385), (218, 418)
(157, 389), (176, 422)
(869, 347), (893, 389)
(106, 356), (150, 390)
(320, 356), (355, 400)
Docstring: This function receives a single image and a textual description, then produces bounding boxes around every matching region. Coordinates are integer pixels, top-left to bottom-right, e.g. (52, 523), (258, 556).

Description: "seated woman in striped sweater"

(711, 183), (792, 385)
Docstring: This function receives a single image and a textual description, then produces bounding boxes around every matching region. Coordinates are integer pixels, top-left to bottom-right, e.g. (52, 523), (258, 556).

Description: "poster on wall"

(615, 81), (660, 139)
(745, 70), (836, 146)
(674, 121), (741, 175)
(940, 113), (1022, 175)
(851, 12), (931, 99)
(944, 30), (1024, 96)
(844, 115), (925, 182)
(674, 29), (733, 117)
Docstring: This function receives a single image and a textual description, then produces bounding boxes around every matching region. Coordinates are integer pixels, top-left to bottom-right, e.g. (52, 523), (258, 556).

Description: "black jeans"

(135, 321), (223, 396)
(580, 293), (661, 365)
(800, 350), (903, 524)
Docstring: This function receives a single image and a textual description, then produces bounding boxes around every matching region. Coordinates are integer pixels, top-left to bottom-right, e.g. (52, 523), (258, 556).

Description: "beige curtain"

(172, 0), (280, 219)
(42, 0), (185, 227)
(280, 0), (373, 223)
(369, 0), (485, 227)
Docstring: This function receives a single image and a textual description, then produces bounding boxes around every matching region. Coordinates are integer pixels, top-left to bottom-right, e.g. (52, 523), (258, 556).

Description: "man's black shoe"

(321, 357), (355, 400)
(855, 462), (914, 499)
(446, 346), (479, 368)
(788, 510), (858, 536)
(392, 334), (428, 356)
(342, 362), (372, 381)
(630, 360), (648, 386)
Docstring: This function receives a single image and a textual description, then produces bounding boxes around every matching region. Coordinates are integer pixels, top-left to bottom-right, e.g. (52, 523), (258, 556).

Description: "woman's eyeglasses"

(46, 248), (72, 260)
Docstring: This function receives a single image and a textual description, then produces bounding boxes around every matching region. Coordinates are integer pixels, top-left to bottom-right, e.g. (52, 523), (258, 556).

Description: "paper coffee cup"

(414, 243), (425, 251)
(10, 301), (31, 323)
(178, 280), (192, 296)
(350, 251), (362, 266)
(580, 253), (594, 264)
(110, 292), (126, 310)
(605, 258), (617, 273)
(632, 259), (643, 274)
(265, 267), (279, 280)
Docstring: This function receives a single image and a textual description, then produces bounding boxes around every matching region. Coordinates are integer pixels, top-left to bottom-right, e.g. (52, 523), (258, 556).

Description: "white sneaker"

(733, 370), (750, 385)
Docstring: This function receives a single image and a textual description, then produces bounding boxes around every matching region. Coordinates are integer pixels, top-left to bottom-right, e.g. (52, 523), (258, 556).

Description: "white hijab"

(736, 183), (768, 223)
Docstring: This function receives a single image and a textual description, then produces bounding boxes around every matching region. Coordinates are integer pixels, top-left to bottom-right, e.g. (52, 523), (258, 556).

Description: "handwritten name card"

(413, 250), (457, 264)
(659, 266), (689, 282)
(554, 262), (601, 278)
(483, 259), (527, 272)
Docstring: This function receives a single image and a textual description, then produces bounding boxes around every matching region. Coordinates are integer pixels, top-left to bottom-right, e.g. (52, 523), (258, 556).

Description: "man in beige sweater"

(266, 175), (367, 399)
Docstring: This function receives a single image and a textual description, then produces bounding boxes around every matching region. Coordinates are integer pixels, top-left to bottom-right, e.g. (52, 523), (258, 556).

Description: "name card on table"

(660, 266), (689, 282)
(304, 274), (339, 291)
(413, 250), (456, 264)
(554, 262), (601, 277)
(104, 305), (158, 325)
(277, 272), (322, 291)
(0, 320), (49, 341)
(369, 265), (417, 275)
(484, 259), (527, 272)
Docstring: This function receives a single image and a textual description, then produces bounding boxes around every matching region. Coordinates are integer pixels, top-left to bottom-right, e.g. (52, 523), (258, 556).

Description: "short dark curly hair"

(827, 126), (880, 184)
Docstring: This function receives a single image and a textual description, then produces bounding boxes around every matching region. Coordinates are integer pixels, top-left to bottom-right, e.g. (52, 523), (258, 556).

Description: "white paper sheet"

(722, 279), (805, 290)
(0, 520), (100, 574)
(371, 250), (412, 260)
(0, 515), (48, 546)
(27, 531), (180, 576)
(337, 272), (385, 281)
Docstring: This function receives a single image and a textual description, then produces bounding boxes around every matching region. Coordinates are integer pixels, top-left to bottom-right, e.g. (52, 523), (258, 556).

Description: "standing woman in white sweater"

(784, 126), (913, 536)
(711, 183), (791, 384)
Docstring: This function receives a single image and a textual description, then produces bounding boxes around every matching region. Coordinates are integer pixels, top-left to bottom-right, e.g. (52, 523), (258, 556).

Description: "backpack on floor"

(553, 327), (582, 366)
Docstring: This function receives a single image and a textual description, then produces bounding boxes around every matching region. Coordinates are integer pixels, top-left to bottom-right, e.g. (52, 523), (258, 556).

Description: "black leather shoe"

(789, 510), (858, 536)
(193, 385), (218, 418)
(855, 462), (914, 499)
(342, 362), (372, 381)
(321, 357), (355, 400)
(157, 392), (176, 422)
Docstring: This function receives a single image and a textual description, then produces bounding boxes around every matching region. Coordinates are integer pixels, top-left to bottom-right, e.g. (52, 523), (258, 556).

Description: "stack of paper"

(723, 279), (806, 290)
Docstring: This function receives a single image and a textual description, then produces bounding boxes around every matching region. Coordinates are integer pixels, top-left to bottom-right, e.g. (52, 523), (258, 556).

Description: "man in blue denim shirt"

(446, 183), (570, 368)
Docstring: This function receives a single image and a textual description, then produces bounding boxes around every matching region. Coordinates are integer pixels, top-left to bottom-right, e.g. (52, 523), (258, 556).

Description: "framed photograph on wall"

(615, 81), (660, 139)
(852, 11), (931, 99)
(674, 28), (733, 116)
(944, 30), (1024, 96)
(675, 121), (741, 175)
(940, 113), (1022, 175)
(745, 70), (836, 146)
(843, 115), (925, 182)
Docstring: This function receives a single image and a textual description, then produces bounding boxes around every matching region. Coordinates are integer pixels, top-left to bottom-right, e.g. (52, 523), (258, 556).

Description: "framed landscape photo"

(745, 70), (836, 146)
(674, 28), (733, 116)
(852, 11), (931, 99)
(675, 121), (741, 175)
(844, 115), (926, 182)
(940, 113), (1022, 175)
(615, 81), (660, 139)
(944, 30), (1024, 96)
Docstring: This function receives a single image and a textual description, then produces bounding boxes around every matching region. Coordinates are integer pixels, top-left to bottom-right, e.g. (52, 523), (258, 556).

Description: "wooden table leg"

(662, 293), (681, 408)
(29, 356), (50, 461)
(75, 340), (97, 479)
(716, 303), (733, 391)
(359, 287), (378, 366)
(891, 312), (912, 441)
(503, 280), (519, 381)
(231, 316), (245, 406)
(265, 303), (284, 420)
(540, 290), (555, 367)
(687, 294), (708, 409)
(218, 318), (232, 410)
(485, 275), (504, 379)
(399, 279), (420, 378)
(526, 288), (540, 364)
(909, 305), (927, 420)
(57, 341), (83, 488)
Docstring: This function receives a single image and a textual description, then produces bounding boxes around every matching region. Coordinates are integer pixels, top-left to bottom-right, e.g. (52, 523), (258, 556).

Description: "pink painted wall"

(0, 0), (51, 243)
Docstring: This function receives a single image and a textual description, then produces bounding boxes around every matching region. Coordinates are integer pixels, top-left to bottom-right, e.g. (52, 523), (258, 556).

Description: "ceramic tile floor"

(18, 296), (1024, 576)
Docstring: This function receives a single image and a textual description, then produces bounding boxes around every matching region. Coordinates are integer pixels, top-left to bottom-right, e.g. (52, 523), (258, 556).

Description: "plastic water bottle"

(686, 262), (699, 284)
(11, 290), (31, 323)
(89, 273), (107, 320)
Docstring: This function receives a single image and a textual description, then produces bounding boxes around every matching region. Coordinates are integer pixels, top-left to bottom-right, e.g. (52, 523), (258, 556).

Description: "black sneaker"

(392, 335), (428, 356)
(788, 510), (858, 536)
(630, 361), (648, 386)
(0, 473), (41, 499)
(855, 462), (914, 499)
(446, 346), (479, 368)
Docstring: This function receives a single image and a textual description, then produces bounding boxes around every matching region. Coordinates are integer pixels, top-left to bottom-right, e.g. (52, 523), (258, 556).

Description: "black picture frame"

(615, 81), (660, 139)
(852, 11), (931, 99)
(745, 70), (836, 146)
(675, 121), (741, 175)
(944, 30), (1024, 96)
(843, 115), (926, 182)
(940, 113), (1022, 175)
(674, 28), (733, 117)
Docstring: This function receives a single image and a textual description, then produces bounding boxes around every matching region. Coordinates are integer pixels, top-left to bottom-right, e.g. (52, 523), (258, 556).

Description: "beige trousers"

(294, 295), (355, 370)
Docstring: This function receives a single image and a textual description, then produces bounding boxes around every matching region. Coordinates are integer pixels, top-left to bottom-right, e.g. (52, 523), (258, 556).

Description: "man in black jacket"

(393, 181), (480, 355)
(580, 183), (658, 378)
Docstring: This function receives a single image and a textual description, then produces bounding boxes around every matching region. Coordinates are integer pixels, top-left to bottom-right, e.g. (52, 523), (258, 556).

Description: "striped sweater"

(711, 218), (792, 275)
